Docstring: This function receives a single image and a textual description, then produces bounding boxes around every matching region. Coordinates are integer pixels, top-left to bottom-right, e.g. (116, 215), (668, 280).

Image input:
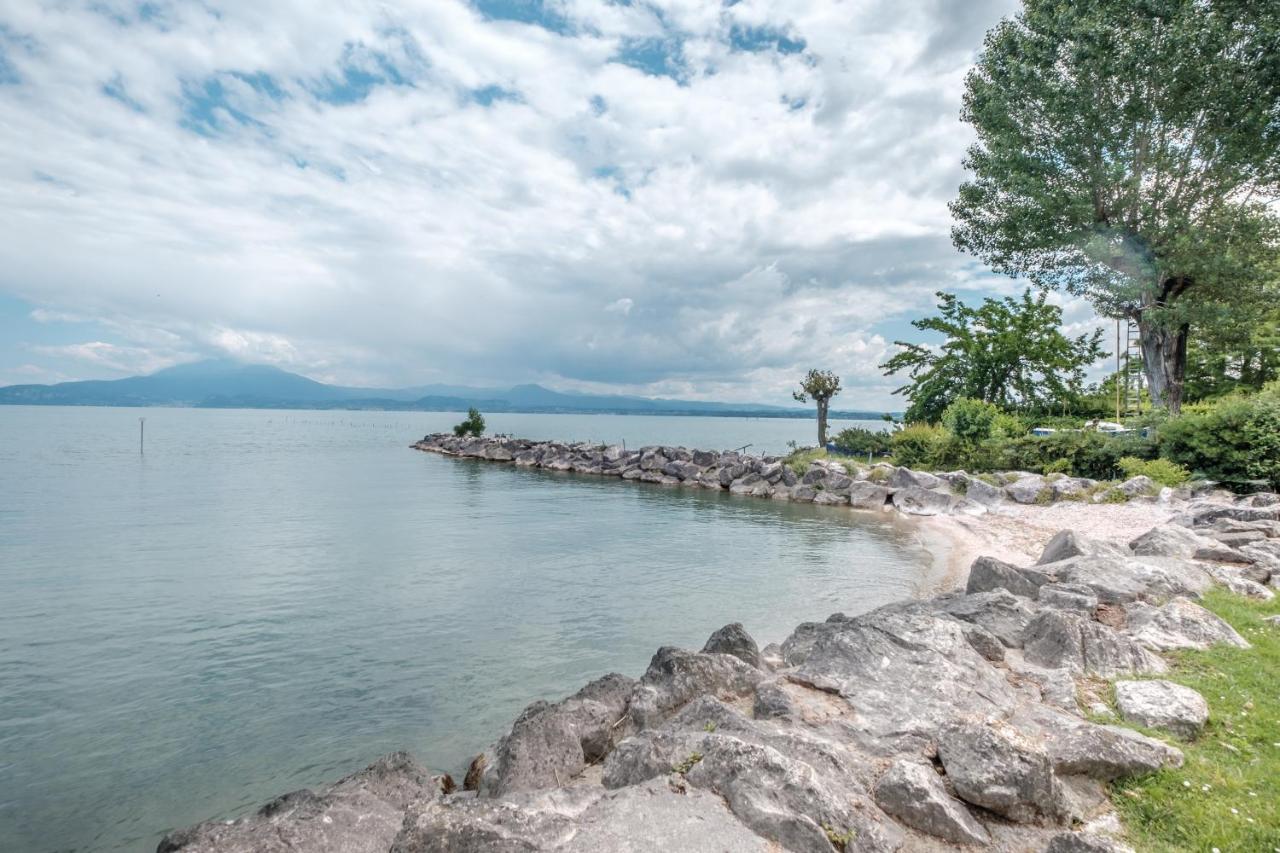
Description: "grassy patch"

(1110, 590), (1280, 852)
(783, 447), (827, 476)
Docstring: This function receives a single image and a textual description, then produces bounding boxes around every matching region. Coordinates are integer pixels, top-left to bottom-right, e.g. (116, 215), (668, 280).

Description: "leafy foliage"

(452, 407), (486, 437)
(881, 289), (1106, 422)
(829, 427), (891, 457)
(1159, 388), (1280, 489)
(941, 397), (1003, 444)
(889, 424), (947, 468)
(1117, 455), (1191, 487)
(951, 0), (1280, 411)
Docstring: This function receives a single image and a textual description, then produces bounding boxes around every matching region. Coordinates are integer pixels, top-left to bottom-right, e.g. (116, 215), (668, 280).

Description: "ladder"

(1121, 320), (1144, 418)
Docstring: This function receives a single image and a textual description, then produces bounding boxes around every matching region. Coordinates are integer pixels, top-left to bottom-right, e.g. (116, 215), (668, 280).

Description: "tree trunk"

(1136, 315), (1189, 415)
(817, 399), (830, 447)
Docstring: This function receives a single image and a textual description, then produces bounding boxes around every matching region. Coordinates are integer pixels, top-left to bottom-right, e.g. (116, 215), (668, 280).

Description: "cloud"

(0, 0), (1037, 408)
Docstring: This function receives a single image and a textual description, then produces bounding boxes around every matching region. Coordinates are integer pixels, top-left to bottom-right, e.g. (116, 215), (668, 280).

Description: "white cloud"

(0, 0), (1030, 408)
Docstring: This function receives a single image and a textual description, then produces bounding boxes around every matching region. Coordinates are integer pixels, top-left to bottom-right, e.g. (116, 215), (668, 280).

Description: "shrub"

(890, 424), (947, 468)
(989, 431), (1157, 479)
(992, 412), (1028, 439)
(941, 398), (1001, 444)
(1117, 456), (1191, 487)
(830, 427), (891, 457)
(453, 407), (486, 437)
(1159, 390), (1280, 490)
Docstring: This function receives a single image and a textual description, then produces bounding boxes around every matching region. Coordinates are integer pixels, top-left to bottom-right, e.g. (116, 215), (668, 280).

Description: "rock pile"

(159, 443), (1280, 852)
(408, 434), (1219, 518)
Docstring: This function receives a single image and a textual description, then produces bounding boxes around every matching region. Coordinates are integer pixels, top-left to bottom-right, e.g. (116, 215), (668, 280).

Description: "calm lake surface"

(0, 407), (943, 853)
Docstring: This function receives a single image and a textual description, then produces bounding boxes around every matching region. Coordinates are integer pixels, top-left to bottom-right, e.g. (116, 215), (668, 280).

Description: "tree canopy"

(881, 289), (1107, 423)
(951, 0), (1280, 412)
(793, 369), (841, 446)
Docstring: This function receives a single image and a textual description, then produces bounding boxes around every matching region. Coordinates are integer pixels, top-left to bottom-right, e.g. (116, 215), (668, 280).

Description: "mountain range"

(0, 360), (890, 419)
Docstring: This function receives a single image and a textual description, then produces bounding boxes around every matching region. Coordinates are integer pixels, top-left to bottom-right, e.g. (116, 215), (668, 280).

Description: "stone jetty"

(157, 439), (1280, 853)
(408, 433), (1209, 517)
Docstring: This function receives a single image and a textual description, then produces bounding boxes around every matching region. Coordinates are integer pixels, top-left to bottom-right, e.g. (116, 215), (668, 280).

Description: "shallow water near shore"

(0, 406), (943, 853)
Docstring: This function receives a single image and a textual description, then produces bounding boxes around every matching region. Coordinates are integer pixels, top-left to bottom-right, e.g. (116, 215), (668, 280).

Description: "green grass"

(1110, 589), (1280, 852)
(782, 447), (827, 476)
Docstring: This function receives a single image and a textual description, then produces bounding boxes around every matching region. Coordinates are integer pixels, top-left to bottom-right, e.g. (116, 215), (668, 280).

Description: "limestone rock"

(1129, 524), (1216, 558)
(1117, 475), (1157, 497)
(628, 647), (763, 730)
(701, 622), (761, 669)
(937, 722), (1067, 824)
(1038, 530), (1128, 565)
(1006, 475), (1050, 505)
(1114, 680), (1209, 739)
(1023, 611), (1166, 676)
(1046, 832), (1136, 853)
(785, 606), (1016, 752)
(1037, 583), (1098, 614)
(892, 486), (954, 516)
(965, 556), (1041, 598)
(888, 467), (944, 491)
(1125, 597), (1250, 652)
(872, 759), (989, 846)
(158, 752), (445, 853)
(483, 673), (636, 796)
(936, 589), (1036, 648)
(1035, 555), (1211, 604)
(847, 481), (890, 509)
(1015, 705), (1183, 780)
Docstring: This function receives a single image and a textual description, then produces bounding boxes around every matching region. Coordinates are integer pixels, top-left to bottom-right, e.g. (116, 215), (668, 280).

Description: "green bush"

(989, 431), (1157, 479)
(453, 407), (486, 437)
(890, 424), (947, 468)
(1159, 390), (1280, 490)
(1117, 456), (1191, 487)
(992, 412), (1029, 439)
(941, 398), (1002, 443)
(830, 427), (891, 457)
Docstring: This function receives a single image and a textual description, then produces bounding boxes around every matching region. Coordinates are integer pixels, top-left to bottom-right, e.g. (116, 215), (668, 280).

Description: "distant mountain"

(0, 359), (891, 419)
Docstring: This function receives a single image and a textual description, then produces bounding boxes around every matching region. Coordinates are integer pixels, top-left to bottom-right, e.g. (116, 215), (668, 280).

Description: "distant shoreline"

(0, 400), (894, 419)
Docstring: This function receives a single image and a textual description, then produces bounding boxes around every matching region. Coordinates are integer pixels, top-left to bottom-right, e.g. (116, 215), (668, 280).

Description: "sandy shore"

(914, 499), (1183, 588)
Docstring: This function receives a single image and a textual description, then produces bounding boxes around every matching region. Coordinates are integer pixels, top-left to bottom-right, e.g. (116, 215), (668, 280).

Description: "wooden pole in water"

(139, 417), (146, 454)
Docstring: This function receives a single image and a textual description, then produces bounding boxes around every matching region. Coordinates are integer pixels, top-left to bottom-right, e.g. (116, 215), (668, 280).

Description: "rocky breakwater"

(159, 496), (1280, 853)
(406, 434), (1221, 518)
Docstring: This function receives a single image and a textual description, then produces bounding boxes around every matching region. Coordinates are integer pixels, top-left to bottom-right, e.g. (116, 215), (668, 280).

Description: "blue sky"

(0, 0), (1110, 407)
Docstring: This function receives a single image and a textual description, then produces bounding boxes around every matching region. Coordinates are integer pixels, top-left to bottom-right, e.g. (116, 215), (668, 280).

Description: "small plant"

(1043, 457), (1072, 475)
(1098, 486), (1130, 504)
(1117, 456), (1191, 487)
(822, 823), (856, 850)
(453, 407), (486, 438)
(867, 467), (892, 484)
(1034, 486), (1054, 506)
(830, 427), (891, 457)
(703, 721), (717, 733)
(889, 424), (946, 468)
(671, 751), (703, 775)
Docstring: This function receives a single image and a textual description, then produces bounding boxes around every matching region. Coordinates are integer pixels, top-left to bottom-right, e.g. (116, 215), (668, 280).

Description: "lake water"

(0, 407), (943, 853)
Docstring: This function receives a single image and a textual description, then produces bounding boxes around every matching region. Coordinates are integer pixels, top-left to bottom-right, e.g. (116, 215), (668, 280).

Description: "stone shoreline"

(407, 434), (1206, 520)
(159, 437), (1280, 853)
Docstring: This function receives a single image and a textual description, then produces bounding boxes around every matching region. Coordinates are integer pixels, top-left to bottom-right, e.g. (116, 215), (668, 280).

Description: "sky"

(0, 0), (1113, 408)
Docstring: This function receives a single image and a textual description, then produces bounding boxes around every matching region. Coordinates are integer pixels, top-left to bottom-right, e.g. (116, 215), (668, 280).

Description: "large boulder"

(1037, 583), (1099, 615)
(1124, 597), (1249, 652)
(1038, 530), (1128, 565)
(961, 475), (1005, 506)
(1023, 611), (1166, 676)
(891, 486), (954, 516)
(701, 623), (761, 669)
(1035, 555), (1211, 604)
(1117, 475), (1157, 498)
(965, 556), (1041, 598)
(1129, 524), (1216, 558)
(158, 752), (445, 853)
(1013, 705), (1183, 781)
(847, 481), (890, 509)
(482, 673), (636, 795)
(784, 606), (1016, 752)
(936, 590), (1036, 648)
(628, 647), (763, 730)
(1114, 680), (1209, 739)
(872, 759), (989, 846)
(888, 467), (944, 491)
(1006, 475), (1050, 505)
(936, 722), (1067, 824)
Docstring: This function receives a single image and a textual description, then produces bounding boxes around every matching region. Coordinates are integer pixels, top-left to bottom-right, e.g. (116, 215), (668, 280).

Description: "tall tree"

(951, 0), (1280, 413)
(793, 369), (841, 447)
(881, 289), (1106, 423)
